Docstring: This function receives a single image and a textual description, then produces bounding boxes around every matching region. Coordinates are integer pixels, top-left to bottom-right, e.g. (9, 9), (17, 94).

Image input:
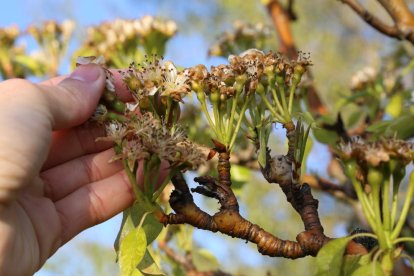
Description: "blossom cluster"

(120, 49), (310, 113)
(100, 113), (205, 170)
(27, 20), (75, 48)
(190, 49), (311, 96)
(338, 137), (414, 167)
(209, 21), (271, 57)
(121, 55), (190, 103)
(0, 25), (19, 47)
(81, 16), (177, 61)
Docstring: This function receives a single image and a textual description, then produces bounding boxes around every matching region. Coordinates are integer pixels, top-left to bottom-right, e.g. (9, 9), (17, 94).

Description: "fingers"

(42, 69), (133, 169)
(55, 170), (135, 243)
(41, 148), (123, 201)
(39, 64), (106, 130)
(111, 70), (134, 101)
(42, 124), (111, 170)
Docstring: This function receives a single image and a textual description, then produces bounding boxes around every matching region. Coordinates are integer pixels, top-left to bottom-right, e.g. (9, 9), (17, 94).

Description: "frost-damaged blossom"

(161, 61), (191, 102)
(90, 104), (108, 124)
(101, 113), (204, 170)
(338, 137), (414, 167)
(82, 17), (177, 59)
(189, 49), (311, 98)
(0, 25), (19, 46)
(350, 67), (377, 91)
(121, 55), (191, 103)
(208, 21), (271, 57)
(129, 113), (204, 170)
(97, 121), (129, 144)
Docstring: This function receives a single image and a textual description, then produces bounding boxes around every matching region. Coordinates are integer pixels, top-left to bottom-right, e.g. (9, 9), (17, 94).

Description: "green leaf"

(385, 93), (403, 118)
(230, 165), (251, 195)
(119, 227), (147, 276)
(366, 121), (390, 134)
(176, 225), (193, 252)
(346, 110), (366, 128)
(385, 114), (414, 139)
(192, 248), (220, 272)
(138, 250), (165, 276)
(314, 237), (352, 276)
(352, 262), (384, 276)
(312, 128), (338, 146)
(341, 255), (362, 276)
(114, 201), (163, 259)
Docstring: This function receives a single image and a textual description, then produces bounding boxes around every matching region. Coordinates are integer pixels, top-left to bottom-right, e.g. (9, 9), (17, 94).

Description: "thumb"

(41, 64), (106, 130)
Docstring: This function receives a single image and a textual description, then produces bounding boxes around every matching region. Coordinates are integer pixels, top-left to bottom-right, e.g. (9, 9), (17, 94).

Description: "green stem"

(198, 95), (220, 138)
(372, 183), (389, 249)
(258, 91), (285, 122)
(278, 83), (288, 112)
(349, 175), (378, 233)
(226, 89), (241, 144)
(390, 179), (401, 228)
(288, 82), (298, 114)
(229, 94), (252, 150)
(382, 178), (391, 231)
(393, 237), (414, 244)
(270, 86), (284, 116)
(391, 172), (414, 239)
(122, 159), (145, 202)
(352, 232), (378, 240)
(151, 169), (175, 202)
(213, 100), (224, 139)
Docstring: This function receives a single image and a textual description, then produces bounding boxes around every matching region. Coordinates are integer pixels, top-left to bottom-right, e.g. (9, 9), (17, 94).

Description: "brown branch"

(302, 174), (357, 201)
(266, 0), (297, 58)
(340, 0), (414, 44)
(160, 140), (335, 258)
(158, 240), (196, 272)
(266, 0), (328, 117)
(286, 0), (297, 21)
(161, 172), (323, 258)
(158, 120), (370, 258)
(340, 0), (400, 38)
(158, 238), (230, 276)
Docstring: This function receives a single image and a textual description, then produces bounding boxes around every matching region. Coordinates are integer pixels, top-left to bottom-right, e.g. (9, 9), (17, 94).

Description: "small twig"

(158, 240), (195, 272)
(340, 0), (400, 38)
(286, 0), (297, 21)
(340, 0), (414, 44)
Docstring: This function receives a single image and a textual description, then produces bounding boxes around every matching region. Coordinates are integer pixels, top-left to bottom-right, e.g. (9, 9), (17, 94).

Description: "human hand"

(0, 64), (135, 275)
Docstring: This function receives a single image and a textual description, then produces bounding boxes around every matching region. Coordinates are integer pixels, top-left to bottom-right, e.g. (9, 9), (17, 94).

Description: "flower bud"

(210, 89), (220, 106)
(367, 168), (383, 187)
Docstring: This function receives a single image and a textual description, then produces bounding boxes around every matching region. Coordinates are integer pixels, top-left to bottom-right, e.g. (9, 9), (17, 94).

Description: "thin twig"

(340, 0), (400, 38)
(340, 0), (414, 44)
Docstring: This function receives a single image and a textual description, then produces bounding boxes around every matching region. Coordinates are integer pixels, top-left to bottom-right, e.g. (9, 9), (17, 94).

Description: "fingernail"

(69, 64), (101, 82)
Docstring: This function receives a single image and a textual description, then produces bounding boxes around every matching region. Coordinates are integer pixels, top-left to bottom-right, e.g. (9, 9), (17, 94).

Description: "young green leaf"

(351, 262), (384, 276)
(314, 237), (353, 276)
(119, 227), (147, 276)
(192, 248), (220, 272)
(138, 250), (165, 276)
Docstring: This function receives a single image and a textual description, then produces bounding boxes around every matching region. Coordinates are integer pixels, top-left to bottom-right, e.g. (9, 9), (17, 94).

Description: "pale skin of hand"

(0, 64), (136, 275)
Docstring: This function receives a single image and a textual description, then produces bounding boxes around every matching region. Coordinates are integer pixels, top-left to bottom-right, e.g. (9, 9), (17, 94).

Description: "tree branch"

(340, 0), (414, 44)
(340, 0), (400, 38)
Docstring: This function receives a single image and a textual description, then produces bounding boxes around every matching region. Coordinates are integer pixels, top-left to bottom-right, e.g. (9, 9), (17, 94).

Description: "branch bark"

(341, 0), (414, 43)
